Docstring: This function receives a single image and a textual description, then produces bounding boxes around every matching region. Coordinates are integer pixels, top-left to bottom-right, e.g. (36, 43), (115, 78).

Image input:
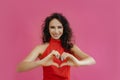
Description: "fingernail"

(56, 55), (59, 59)
(61, 57), (63, 61)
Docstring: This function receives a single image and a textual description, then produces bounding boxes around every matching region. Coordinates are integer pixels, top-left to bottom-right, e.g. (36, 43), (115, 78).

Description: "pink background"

(0, 0), (119, 80)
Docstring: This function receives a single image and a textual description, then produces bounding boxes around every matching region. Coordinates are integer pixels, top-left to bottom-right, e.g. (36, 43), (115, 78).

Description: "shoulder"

(70, 44), (90, 59)
(70, 44), (83, 55)
(71, 44), (80, 51)
(35, 43), (49, 54)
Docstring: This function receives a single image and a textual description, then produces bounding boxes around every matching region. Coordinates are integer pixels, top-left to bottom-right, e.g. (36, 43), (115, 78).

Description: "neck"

(50, 38), (61, 43)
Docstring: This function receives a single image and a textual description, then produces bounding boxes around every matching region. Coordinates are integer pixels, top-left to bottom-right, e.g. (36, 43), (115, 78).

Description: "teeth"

(54, 35), (59, 37)
(54, 35), (58, 36)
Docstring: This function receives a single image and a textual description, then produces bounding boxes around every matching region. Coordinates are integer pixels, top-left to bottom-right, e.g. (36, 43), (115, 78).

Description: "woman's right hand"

(40, 50), (60, 67)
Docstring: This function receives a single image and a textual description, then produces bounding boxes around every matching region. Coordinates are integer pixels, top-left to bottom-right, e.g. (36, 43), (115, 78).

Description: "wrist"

(35, 60), (44, 66)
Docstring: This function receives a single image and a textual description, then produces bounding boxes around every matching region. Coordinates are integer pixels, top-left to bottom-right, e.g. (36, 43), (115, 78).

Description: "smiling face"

(49, 18), (63, 40)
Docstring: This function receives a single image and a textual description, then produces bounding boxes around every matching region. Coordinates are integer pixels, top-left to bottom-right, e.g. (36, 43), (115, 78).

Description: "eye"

(58, 26), (63, 29)
(49, 26), (55, 29)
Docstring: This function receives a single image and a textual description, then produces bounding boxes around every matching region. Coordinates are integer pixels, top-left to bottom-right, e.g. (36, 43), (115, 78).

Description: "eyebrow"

(49, 25), (63, 27)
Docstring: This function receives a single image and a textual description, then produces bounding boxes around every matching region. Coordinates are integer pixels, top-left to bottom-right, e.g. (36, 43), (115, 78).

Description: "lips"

(54, 35), (59, 37)
(53, 34), (60, 37)
(50, 32), (63, 39)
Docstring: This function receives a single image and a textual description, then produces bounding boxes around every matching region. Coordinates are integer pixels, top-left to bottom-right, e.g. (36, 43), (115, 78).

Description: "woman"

(17, 13), (96, 80)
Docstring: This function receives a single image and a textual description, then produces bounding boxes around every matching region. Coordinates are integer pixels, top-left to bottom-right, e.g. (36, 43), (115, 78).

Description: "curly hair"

(42, 13), (73, 51)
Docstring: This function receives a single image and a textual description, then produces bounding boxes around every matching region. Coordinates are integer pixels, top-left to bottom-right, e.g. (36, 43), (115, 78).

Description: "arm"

(17, 44), (60, 72)
(16, 45), (45, 72)
(71, 44), (96, 66)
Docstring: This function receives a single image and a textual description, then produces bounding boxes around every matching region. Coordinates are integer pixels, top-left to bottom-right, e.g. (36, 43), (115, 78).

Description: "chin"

(52, 37), (61, 40)
(53, 38), (60, 40)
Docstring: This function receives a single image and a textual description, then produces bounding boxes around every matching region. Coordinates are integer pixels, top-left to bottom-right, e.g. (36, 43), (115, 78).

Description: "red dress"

(39, 38), (70, 80)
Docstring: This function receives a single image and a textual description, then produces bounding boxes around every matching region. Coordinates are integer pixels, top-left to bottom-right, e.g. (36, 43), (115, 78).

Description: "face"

(49, 18), (63, 40)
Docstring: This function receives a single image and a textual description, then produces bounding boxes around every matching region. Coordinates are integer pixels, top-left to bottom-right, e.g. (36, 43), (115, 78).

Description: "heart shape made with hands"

(41, 51), (78, 68)
(56, 52), (78, 67)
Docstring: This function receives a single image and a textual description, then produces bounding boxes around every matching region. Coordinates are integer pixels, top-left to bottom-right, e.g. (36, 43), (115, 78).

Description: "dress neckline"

(50, 38), (61, 44)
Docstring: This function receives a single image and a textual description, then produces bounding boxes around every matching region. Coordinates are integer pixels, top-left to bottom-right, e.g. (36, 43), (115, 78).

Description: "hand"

(60, 52), (80, 67)
(40, 50), (60, 67)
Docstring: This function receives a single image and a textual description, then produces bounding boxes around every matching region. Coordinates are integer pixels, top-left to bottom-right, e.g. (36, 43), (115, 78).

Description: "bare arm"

(16, 44), (47, 72)
(71, 44), (96, 66)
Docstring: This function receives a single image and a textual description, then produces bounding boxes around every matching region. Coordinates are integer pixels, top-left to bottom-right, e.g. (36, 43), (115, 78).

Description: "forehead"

(49, 18), (62, 26)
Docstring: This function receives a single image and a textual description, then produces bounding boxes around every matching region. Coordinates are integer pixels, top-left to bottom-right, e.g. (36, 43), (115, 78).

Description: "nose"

(55, 28), (59, 33)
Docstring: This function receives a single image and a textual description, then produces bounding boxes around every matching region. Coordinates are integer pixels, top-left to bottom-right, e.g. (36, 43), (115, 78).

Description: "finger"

(56, 53), (60, 59)
(50, 51), (57, 57)
(61, 54), (68, 61)
(52, 62), (59, 68)
(61, 57), (64, 61)
(54, 51), (60, 59)
(60, 62), (69, 67)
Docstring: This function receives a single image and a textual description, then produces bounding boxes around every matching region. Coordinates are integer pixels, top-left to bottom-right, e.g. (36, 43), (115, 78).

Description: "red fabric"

(40, 38), (70, 80)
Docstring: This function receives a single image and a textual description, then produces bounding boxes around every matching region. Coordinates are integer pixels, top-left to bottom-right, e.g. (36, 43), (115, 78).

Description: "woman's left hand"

(60, 52), (80, 67)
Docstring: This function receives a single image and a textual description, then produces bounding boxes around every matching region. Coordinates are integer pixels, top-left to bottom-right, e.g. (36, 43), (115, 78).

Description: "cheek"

(49, 29), (54, 33)
(61, 29), (63, 33)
